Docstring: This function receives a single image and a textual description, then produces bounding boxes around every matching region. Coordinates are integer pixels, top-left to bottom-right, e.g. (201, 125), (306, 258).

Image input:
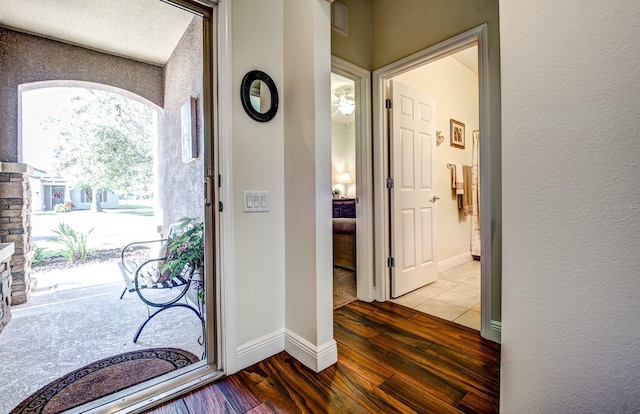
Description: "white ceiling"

(0, 0), (195, 66)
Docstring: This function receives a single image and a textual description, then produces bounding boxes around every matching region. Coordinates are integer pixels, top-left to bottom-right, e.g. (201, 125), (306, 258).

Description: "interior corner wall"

(284, 0), (335, 365)
(330, 0), (372, 71)
(0, 27), (163, 163)
(500, 1), (640, 412)
(231, 0), (286, 356)
(394, 55), (479, 264)
(158, 17), (204, 229)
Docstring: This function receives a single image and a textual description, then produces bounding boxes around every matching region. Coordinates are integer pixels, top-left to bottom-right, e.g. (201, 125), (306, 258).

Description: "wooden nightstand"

(332, 198), (356, 218)
(332, 199), (356, 270)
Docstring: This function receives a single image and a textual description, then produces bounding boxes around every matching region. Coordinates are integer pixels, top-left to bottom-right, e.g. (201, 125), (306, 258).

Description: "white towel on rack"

(454, 164), (464, 195)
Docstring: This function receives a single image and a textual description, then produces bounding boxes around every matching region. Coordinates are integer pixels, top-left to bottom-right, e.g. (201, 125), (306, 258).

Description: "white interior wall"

(394, 54), (478, 264)
(231, 0), (286, 351)
(500, 1), (640, 412)
(345, 122), (356, 198)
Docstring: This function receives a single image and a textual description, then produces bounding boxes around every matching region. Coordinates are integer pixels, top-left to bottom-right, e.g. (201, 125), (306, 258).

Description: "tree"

(49, 89), (154, 212)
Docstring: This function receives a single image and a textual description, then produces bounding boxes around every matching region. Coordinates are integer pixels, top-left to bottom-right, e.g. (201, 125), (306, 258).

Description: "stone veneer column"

(0, 242), (15, 333)
(0, 163), (34, 305)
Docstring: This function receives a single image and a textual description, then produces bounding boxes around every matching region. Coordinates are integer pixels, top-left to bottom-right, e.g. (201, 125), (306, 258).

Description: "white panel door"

(390, 80), (437, 298)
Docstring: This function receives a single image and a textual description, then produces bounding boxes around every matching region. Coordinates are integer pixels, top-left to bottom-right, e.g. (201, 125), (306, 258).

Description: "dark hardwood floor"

(146, 301), (500, 413)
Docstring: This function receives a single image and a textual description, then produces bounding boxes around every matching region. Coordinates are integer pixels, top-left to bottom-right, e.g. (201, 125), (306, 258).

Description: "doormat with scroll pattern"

(11, 347), (199, 414)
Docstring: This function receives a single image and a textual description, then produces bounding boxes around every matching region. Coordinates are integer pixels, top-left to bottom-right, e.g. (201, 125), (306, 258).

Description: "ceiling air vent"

(331, 2), (349, 36)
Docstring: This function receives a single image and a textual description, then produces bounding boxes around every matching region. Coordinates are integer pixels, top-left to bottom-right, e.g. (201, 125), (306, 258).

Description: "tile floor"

(391, 260), (481, 330)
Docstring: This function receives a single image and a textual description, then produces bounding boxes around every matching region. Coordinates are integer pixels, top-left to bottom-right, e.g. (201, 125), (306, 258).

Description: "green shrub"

(49, 222), (94, 263)
(31, 243), (51, 267)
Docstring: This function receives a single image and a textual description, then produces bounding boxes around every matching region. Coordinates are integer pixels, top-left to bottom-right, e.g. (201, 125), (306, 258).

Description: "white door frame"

(372, 24), (500, 341)
(331, 56), (375, 302)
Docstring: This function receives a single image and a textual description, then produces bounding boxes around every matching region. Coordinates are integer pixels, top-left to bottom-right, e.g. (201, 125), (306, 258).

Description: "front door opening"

(0, 0), (218, 412)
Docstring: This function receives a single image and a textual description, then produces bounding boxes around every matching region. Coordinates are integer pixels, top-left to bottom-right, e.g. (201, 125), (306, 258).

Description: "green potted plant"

(161, 217), (205, 302)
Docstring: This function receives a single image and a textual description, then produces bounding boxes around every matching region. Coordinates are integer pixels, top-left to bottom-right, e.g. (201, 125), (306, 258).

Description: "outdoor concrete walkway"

(0, 261), (205, 414)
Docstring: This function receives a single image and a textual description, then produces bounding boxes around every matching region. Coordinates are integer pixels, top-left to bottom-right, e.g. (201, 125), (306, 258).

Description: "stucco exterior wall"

(157, 17), (204, 229)
(0, 27), (164, 163)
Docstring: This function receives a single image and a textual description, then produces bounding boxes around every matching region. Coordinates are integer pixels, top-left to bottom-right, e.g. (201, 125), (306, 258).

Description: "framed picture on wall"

(181, 97), (198, 163)
(450, 119), (465, 149)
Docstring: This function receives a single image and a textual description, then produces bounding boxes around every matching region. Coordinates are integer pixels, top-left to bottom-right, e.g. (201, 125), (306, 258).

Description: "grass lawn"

(31, 204), (160, 261)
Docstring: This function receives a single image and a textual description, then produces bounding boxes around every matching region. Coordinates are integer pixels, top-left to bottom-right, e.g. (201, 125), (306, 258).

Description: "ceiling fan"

(332, 88), (355, 116)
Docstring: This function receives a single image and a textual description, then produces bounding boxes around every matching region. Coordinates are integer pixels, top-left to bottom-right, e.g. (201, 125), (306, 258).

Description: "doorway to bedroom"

(330, 57), (373, 307)
(331, 72), (357, 308)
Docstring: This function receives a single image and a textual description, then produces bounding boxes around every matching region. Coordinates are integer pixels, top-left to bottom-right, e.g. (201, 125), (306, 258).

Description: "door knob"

(430, 195), (440, 203)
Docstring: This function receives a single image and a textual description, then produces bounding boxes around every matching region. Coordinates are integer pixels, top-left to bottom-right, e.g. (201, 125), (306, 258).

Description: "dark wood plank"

(368, 300), (420, 319)
(318, 360), (417, 414)
(336, 304), (435, 350)
(337, 323), (466, 406)
(333, 336), (395, 385)
(379, 375), (464, 414)
(424, 344), (500, 397)
(333, 305), (381, 340)
(371, 333), (498, 401)
(146, 301), (500, 413)
(232, 355), (311, 413)
(214, 373), (264, 413)
(457, 391), (499, 414)
(144, 398), (189, 414)
(370, 308), (499, 364)
(182, 383), (236, 414)
(245, 401), (279, 414)
(258, 352), (370, 414)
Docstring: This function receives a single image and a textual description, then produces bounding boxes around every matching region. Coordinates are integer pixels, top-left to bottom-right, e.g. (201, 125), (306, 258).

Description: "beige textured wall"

(330, 0), (372, 70)
(371, 0), (499, 69)
(0, 27), (164, 163)
(500, 1), (640, 411)
(158, 17), (204, 229)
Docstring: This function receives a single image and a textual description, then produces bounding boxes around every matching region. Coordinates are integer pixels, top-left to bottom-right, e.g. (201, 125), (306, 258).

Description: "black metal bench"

(118, 223), (204, 343)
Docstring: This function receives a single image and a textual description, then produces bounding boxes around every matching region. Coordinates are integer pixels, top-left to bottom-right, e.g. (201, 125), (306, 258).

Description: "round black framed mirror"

(240, 70), (279, 122)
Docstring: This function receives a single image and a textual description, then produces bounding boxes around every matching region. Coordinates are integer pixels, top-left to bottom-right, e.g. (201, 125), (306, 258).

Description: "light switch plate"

(243, 191), (269, 212)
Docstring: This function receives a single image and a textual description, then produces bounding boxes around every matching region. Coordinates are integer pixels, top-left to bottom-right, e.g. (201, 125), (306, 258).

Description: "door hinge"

(385, 98), (392, 109)
(218, 202), (223, 212)
(218, 174), (222, 188)
(386, 177), (394, 189)
(204, 176), (213, 206)
(387, 257), (395, 267)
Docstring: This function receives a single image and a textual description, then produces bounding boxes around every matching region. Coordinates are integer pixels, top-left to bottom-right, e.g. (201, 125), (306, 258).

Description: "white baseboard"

(235, 329), (285, 372)
(489, 320), (502, 343)
(438, 252), (473, 273)
(285, 329), (338, 373)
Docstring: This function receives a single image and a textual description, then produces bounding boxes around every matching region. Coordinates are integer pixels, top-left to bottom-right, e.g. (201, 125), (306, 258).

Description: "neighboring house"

(29, 168), (119, 211)
(68, 188), (119, 210)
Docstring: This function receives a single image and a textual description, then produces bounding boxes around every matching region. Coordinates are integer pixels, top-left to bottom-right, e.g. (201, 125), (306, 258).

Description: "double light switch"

(243, 191), (269, 212)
